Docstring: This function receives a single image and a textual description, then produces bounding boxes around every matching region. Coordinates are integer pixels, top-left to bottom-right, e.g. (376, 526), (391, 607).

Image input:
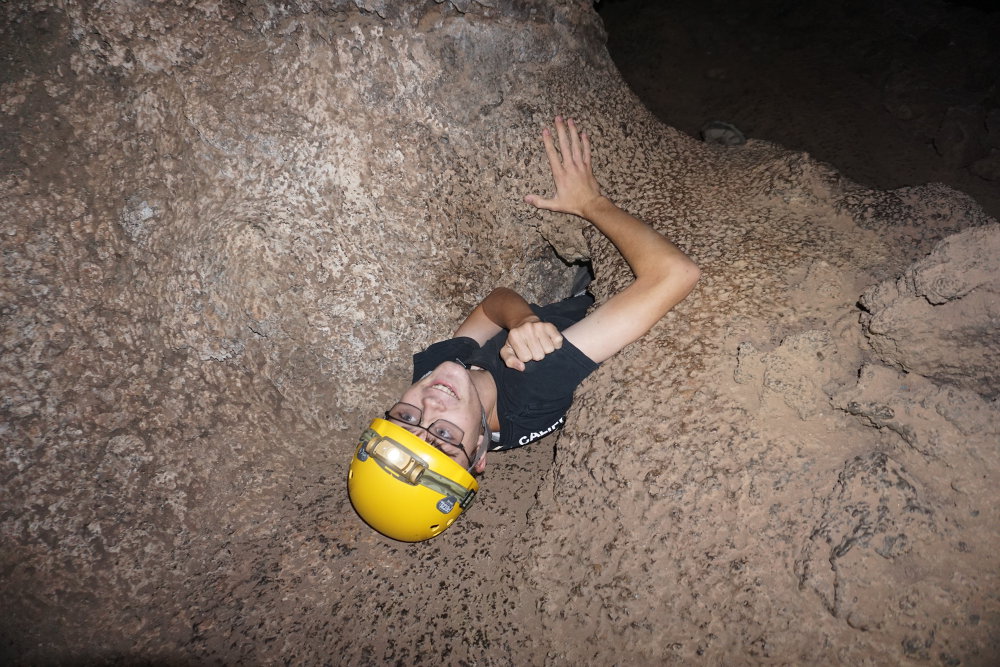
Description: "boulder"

(859, 223), (1000, 398)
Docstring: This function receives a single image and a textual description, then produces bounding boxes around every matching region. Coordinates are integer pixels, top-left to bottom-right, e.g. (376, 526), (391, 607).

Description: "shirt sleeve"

(411, 337), (481, 383)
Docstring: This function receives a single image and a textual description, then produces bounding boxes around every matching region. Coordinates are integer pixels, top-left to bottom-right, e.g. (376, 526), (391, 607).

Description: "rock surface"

(860, 224), (1000, 398)
(2, 0), (998, 664)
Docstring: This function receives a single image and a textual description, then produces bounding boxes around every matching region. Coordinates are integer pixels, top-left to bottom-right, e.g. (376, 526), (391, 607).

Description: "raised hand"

(524, 116), (603, 218)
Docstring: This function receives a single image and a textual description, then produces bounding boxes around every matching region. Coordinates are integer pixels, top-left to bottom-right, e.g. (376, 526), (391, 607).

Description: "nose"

(420, 392), (447, 417)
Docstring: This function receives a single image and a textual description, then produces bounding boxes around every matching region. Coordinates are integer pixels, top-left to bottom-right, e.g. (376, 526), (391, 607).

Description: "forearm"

(580, 196), (695, 279)
(483, 288), (564, 371)
(453, 288), (538, 344)
(480, 288), (538, 329)
(523, 116), (700, 364)
(562, 196), (700, 364)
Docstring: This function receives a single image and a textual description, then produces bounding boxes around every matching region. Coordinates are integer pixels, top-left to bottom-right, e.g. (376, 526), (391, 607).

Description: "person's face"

(394, 361), (484, 469)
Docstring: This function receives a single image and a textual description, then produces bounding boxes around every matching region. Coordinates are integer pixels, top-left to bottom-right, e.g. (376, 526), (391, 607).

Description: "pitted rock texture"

(836, 183), (994, 272)
(837, 363), (1000, 494)
(2, 0), (999, 664)
(860, 223), (1000, 398)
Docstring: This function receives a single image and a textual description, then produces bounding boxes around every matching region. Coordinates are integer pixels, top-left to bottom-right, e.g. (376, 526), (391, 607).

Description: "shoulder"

(412, 336), (480, 383)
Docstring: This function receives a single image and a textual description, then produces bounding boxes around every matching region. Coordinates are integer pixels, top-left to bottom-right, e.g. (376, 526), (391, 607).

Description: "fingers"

(554, 116), (571, 166)
(526, 116), (597, 216)
(500, 344), (525, 371)
(524, 193), (555, 210)
(567, 118), (584, 164)
(555, 116), (587, 167)
(541, 127), (563, 178)
(503, 322), (564, 371)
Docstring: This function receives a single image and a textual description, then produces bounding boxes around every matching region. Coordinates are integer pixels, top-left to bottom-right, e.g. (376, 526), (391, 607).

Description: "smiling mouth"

(430, 383), (458, 399)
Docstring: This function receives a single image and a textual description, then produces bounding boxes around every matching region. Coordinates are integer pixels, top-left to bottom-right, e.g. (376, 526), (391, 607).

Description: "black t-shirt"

(412, 294), (599, 451)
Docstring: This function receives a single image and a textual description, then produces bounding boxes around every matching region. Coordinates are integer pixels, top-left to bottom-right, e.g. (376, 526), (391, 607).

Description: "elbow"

(627, 254), (701, 313)
(643, 256), (700, 309)
(490, 286), (521, 299)
(658, 255), (700, 293)
(679, 258), (700, 292)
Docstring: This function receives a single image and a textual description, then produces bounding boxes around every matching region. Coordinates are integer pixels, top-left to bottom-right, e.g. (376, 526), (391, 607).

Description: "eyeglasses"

(385, 402), (471, 466)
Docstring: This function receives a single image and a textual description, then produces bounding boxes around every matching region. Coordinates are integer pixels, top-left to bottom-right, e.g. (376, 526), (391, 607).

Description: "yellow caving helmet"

(348, 418), (479, 542)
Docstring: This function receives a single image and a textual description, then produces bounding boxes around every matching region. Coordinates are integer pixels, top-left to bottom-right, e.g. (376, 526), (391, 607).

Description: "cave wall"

(2, 0), (998, 664)
(2, 0), (606, 659)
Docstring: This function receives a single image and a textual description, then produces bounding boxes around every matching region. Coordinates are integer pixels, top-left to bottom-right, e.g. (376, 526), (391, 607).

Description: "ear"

(471, 434), (488, 474)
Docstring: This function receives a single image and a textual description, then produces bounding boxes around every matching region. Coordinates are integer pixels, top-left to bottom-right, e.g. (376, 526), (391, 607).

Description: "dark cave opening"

(596, 0), (1000, 219)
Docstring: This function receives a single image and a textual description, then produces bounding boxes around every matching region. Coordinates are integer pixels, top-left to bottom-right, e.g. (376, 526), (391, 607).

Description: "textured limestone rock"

(2, 0), (999, 665)
(859, 223), (1000, 398)
(837, 363), (1000, 491)
(511, 130), (998, 662)
(823, 363), (1000, 662)
(796, 452), (942, 622)
(735, 330), (840, 420)
(2, 1), (601, 661)
(835, 182), (994, 274)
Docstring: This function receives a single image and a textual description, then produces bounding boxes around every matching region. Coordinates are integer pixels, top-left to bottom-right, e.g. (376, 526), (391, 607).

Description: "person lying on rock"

(348, 116), (700, 541)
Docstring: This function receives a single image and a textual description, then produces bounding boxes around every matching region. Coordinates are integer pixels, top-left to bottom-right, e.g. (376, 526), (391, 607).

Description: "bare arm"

(454, 288), (565, 371)
(525, 117), (700, 363)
